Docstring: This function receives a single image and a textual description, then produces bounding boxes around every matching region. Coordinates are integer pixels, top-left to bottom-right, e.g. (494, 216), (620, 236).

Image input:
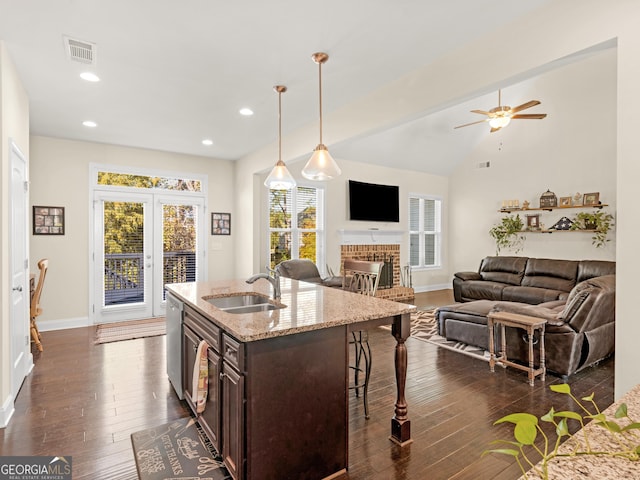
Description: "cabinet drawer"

(222, 334), (244, 372)
(184, 307), (221, 353)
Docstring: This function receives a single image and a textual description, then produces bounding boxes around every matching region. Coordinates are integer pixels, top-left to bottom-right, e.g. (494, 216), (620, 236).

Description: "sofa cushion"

(520, 258), (578, 292)
(502, 285), (566, 305)
(577, 260), (616, 283)
(479, 256), (527, 286)
(459, 280), (506, 301)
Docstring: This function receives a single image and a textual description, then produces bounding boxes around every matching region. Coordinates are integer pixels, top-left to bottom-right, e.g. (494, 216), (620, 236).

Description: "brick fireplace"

(339, 231), (414, 303)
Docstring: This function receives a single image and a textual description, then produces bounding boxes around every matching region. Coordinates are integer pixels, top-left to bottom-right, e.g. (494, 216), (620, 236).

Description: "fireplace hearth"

(339, 243), (414, 303)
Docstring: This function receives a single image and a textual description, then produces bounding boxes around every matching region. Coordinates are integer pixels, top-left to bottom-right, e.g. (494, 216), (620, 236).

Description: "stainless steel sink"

(205, 293), (270, 308)
(221, 303), (282, 314)
(204, 293), (284, 314)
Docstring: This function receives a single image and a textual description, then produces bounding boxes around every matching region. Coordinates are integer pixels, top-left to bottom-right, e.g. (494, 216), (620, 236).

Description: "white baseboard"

(0, 394), (15, 428)
(412, 283), (451, 294)
(37, 316), (91, 332)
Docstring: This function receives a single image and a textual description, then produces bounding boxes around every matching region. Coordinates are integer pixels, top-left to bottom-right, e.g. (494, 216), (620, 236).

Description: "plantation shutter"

(409, 197), (420, 266)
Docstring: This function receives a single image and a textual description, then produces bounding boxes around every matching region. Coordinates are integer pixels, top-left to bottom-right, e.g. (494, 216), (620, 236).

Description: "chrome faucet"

(246, 266), (281, 300)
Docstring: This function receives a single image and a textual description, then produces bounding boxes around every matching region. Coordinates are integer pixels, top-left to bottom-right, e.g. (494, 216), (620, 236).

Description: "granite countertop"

(166, 278), (415, 342)
(520, 383), (640, 479)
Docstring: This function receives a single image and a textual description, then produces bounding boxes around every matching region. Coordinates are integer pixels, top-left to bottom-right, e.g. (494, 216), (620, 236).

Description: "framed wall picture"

(33, 206), (65, 235)
(559, 196), (572, 207)
(583, 192), (600, 206)
(526, 214), (540, 230)
(211, 212), (231, 235)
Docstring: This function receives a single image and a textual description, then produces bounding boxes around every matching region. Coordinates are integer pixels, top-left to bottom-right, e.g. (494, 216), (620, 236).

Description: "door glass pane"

(103, 201), (145, 306)
(270, 232), (291, 268)
(163, 204), (197, 299)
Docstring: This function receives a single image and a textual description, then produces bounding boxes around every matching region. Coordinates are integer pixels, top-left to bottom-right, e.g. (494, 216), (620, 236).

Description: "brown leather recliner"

(490, 274), (616, 378)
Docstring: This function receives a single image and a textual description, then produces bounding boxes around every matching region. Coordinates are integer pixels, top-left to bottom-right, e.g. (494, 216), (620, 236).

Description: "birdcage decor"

(539, 189), (558, 208)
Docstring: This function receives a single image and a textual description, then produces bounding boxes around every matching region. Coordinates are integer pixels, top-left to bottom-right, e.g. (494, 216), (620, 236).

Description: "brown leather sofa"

(437, 256), (615, 378)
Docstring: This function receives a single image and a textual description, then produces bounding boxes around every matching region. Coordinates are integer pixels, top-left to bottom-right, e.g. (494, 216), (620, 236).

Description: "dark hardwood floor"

(0, 290), (614, 480)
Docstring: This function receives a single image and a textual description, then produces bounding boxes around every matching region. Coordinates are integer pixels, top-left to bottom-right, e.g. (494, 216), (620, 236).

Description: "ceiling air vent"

(63, 36), (96, 65)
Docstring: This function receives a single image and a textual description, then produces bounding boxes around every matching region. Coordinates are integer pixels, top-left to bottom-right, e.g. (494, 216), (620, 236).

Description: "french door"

(92, 191), (205, 324)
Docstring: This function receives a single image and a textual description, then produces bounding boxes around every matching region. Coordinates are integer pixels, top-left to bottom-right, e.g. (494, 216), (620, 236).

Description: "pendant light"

(301, 52), (341, 181)
(264, 85), (296, 190)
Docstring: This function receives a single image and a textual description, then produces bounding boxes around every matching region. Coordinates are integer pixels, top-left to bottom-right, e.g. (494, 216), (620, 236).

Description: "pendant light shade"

(302, 52), (341, 181)
(265, 85), (296, 190)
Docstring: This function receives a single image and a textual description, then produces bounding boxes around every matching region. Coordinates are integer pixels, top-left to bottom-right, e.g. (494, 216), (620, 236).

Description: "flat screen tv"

(348, 180), (400, 222)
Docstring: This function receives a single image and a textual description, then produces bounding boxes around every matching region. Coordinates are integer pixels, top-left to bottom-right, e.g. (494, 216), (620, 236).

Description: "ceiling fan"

(454, 90), (547, 133)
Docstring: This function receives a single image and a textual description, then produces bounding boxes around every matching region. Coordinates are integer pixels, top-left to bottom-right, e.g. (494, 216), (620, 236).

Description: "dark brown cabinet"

(181, 305), (348, 480)
(182, 307), (223, 452)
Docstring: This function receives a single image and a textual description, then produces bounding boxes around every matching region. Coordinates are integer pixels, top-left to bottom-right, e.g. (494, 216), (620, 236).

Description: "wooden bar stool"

(343, 259), (383, 418)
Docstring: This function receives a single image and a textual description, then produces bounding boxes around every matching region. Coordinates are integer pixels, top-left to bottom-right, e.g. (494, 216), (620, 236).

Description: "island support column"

(390, 312), (412, 445)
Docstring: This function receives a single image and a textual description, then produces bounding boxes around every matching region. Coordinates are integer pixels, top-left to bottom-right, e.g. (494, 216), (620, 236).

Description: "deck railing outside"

(104, 252), (196, 305)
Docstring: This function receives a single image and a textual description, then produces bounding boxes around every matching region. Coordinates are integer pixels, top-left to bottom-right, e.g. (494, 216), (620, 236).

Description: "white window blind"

(268, 186), (324, 269)
(409, 195), (442, 268)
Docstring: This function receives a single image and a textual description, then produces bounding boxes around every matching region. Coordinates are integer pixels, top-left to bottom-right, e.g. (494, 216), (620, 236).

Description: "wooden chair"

(30, 259), (49, 352)
(342, 259), (383, 419)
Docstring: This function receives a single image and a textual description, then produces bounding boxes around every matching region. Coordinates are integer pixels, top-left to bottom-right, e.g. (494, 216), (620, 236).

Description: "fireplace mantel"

(338, 229), (404, 245)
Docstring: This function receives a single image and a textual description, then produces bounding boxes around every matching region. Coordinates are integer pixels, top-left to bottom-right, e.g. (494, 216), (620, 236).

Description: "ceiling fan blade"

(490, 126), (502, 133)
(454, 119), (489, 129)
(510, 100), (541, 113)
(470, 109), (491, 115)
(512, 113), (547, 119)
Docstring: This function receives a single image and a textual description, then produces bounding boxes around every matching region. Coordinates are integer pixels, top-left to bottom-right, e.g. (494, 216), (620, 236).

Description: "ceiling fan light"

(265, 160), (296, 190)
(302, 144), (341, 181)
(489, 115), (511, 129)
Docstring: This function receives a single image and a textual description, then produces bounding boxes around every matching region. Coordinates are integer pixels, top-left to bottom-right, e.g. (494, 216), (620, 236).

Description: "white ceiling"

(0, 0), (554, 172)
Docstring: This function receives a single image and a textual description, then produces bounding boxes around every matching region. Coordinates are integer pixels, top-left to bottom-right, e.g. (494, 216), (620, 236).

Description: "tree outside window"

(268, 186), (323, 269)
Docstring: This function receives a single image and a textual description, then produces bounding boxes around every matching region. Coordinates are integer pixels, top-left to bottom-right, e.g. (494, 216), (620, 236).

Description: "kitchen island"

(166, 277), (415, 480)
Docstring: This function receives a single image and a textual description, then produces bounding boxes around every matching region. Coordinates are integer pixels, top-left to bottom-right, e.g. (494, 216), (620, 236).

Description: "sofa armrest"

(455, 271), (482, 281)
(491, 301), (565, 326)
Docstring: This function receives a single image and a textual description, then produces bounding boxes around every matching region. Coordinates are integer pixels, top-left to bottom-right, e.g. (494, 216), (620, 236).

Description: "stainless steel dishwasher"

(166, 292), (184, 399)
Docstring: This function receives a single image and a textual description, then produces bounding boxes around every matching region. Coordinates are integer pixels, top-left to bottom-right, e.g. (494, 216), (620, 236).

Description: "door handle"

(13, 286), (23, 292)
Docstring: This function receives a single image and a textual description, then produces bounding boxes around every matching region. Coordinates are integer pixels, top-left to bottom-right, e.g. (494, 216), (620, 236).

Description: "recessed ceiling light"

(83, 120), (97, 127)
(80, 72), (100, 82)
(202, 139), (213, 146)
(239, 107), (254, 116)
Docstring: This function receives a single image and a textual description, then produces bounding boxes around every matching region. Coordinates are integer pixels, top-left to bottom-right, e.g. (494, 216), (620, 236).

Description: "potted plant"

(489, 214), (525, 255)
(570, 211), (614, 247)
(484, 384), (640, 480)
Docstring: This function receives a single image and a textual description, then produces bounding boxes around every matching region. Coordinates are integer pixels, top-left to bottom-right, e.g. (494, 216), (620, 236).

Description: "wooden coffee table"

(487, 311), (547, 386)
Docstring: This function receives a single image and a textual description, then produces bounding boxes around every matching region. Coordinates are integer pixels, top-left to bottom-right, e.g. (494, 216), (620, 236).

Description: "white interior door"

(9, 140), (31, 397)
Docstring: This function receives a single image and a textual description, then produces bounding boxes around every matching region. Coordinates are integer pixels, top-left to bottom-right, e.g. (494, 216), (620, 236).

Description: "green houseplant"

(489, 214), (525, 255)
(570, 211), (614, 247)
(484, 384), (640, 480)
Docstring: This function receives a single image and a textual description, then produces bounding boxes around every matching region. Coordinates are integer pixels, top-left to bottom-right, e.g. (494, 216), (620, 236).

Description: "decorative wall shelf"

(499, 204), (608, 213)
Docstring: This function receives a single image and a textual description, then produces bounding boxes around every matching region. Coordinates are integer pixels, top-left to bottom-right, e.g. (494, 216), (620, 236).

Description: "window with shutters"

(268, 186), (324, 269)
(409, 195), (442, 268)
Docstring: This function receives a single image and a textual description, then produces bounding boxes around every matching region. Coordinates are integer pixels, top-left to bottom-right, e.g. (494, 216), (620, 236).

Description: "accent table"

(487, 311), (547, 386)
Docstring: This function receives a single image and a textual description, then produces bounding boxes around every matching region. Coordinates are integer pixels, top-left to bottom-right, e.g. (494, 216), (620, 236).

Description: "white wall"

(0, 41), (30, 425)
(449, 48), (616, 272)
(29, 136), (235, 329)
